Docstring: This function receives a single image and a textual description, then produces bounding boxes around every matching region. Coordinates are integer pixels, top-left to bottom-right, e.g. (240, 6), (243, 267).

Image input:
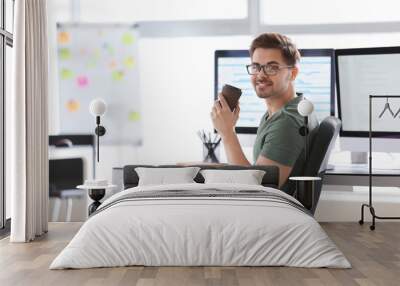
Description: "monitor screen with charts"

(215, 49), (335, 134)
(336, 46), (400, 137)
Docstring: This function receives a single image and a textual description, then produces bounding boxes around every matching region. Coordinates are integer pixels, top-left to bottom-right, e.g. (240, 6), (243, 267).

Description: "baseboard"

(315, 190), (400, 222)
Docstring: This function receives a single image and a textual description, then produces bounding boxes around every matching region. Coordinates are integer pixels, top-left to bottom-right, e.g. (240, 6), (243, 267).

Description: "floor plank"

(0, 222), (399, 286)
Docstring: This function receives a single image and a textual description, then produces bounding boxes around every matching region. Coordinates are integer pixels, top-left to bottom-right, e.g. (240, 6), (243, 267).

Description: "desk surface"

(324, 164), (400, 187)
(113, 166), (400, 176)
(326, 164), (400, 176)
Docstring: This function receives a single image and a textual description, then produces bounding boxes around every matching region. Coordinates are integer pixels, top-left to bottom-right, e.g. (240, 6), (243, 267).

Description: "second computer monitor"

(336, 46), (400, 136)
(215, 49), (335, 134)
(335, 46), (400, 154)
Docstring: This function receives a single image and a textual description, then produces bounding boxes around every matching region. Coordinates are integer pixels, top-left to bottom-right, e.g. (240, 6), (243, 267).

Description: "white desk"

(111, 165), (400, 192)
(324, 165), (400, 187)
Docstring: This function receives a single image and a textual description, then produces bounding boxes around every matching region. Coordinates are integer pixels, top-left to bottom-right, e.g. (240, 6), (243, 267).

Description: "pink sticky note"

(76, 75), (88, 88)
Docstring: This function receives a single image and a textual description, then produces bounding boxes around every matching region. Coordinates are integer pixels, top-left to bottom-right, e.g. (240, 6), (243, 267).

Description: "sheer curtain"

(10, 0), (49, 242)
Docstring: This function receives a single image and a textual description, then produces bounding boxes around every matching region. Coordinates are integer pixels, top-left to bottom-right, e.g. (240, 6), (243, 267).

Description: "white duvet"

(50, 183), (351, 269)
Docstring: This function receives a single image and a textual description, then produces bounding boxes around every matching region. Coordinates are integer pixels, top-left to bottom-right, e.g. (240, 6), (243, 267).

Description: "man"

(210, 33), (318, 189)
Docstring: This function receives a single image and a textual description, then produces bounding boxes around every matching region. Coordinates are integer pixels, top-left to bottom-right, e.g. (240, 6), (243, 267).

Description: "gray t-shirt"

(253, 96), (319, 167)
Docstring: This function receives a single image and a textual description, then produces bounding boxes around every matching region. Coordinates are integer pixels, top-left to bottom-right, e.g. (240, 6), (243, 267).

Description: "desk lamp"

(78, 99), (115, 216)
(89, 98), (107, 162)
(297, 98), (314, 162)
(290, 98), (318, 211)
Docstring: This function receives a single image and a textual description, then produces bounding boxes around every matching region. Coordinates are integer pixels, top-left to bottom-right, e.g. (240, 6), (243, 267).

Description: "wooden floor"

(0, 222), (399, 286)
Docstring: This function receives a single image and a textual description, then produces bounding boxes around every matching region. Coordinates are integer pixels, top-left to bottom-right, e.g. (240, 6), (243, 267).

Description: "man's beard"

(256, 90), (276, 99)
(255, 80), (289, 99)
(255, 82), (277, 99)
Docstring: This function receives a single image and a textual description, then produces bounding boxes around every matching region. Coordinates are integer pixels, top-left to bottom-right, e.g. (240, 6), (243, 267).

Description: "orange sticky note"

(66, 99), (80, 112)
(58, 32), (70, 44)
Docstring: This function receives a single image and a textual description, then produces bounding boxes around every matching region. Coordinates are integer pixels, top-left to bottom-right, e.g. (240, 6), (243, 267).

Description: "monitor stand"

(351, 151), (368, 165)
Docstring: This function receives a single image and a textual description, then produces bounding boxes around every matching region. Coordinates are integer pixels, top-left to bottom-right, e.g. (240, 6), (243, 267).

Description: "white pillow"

(135, 167), (201, 186)
(200, 169), (266, 185)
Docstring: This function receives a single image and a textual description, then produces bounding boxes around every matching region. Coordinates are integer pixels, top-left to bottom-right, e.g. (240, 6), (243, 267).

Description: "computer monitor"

(335, 46), (400, 153)
(215, 49), (335, 134)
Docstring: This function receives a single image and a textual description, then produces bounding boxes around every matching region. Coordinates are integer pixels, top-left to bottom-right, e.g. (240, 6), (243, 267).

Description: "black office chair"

(49, 158), (86, 221)
(283, 116), (342, 214)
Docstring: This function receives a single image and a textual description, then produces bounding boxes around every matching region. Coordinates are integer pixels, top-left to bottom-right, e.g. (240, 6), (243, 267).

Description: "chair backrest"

(305, 116), (341, 176)
(49, 158), (84, 197)
(286, 116), (341, 214)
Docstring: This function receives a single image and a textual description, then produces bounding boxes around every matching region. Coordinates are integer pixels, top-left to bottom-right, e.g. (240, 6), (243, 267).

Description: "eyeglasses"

(246, 63), (293, 76)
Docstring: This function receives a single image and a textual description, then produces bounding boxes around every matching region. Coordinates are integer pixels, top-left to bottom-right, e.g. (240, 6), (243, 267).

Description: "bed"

(50, 165), (350, 269)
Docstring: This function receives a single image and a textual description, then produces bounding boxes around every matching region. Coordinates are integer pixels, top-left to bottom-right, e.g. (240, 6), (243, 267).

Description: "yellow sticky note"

(124, 56), (135, 69)
(122, 32), (134, 45)
(60, 68), (73, 80)
(112, 70), (124, 81)
(128, 111), (141, 121)
(59, 48), (71, 60)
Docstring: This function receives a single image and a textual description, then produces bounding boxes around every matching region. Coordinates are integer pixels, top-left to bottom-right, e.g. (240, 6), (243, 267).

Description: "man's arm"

(221, 132), (292, 187)
(220, 131), (251, 166)
(210, 95), (293, 185)
(255, 155), (292, 188)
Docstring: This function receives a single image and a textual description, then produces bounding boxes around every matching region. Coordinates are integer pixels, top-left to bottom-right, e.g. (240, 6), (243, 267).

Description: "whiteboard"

(57, 23), (142, 145)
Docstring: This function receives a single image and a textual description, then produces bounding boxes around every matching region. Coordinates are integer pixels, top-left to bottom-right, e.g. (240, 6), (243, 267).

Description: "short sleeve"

(258, 116), (303, 166)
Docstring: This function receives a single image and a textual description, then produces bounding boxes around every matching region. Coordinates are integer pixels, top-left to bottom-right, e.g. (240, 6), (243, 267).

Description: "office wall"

(47, 1), (253, 182)
(93, 35), (255, 181)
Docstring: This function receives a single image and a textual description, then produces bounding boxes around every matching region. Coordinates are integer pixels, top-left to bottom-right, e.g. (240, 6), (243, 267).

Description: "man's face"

(250, 48), (296, 99)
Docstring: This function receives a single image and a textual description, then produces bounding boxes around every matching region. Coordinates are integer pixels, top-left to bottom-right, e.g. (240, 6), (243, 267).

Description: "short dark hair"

(249, 33), (300, 66)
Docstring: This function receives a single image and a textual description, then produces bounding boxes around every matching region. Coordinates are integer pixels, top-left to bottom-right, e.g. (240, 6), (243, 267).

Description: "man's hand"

(210, 94), (249, 166)
(210, 94), (240, 137)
